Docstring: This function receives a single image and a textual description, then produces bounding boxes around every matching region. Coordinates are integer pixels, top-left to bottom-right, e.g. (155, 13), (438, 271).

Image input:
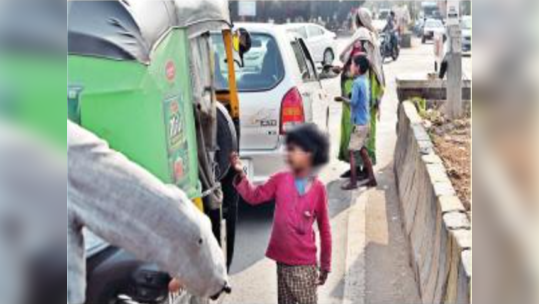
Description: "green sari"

(338, 71), (383, 165)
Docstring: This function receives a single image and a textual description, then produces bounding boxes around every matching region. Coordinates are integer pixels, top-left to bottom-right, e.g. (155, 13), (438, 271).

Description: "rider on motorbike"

(382, 11), (398, 47)
(379, 10), (399, 61)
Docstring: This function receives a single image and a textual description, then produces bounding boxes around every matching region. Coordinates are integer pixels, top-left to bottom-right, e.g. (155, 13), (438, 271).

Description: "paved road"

(224, 37), (470, 304)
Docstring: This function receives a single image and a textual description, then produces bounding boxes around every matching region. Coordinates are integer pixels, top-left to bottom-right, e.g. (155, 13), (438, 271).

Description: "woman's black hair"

(355, 14), (364, 28)
(352, 54), (370, 75)
(285, 123), (330, 167)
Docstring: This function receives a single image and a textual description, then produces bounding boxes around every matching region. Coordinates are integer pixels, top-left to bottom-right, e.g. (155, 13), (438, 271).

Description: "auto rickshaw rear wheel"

(211, 104), (239, 270)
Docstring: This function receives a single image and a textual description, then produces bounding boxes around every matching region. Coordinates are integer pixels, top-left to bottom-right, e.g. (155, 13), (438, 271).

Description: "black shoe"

(340, 169), (352, 178)
(358, 169), (369, 180)
(340, 167), (367, 179)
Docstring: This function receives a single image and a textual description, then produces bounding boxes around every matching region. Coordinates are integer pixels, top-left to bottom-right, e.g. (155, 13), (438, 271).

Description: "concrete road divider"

(394, 101), (471, 304)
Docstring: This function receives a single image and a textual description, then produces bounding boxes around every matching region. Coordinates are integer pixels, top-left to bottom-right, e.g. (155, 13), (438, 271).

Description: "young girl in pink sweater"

(230, 124), (332, 304)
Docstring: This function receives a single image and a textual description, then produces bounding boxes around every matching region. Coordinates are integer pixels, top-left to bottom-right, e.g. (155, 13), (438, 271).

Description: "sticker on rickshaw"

(170, 150), (189, 183)
(163, 95), (191, 184)
(165, 60), (176, 81)
(173, 156), (184, 180)
(68, 85), (84, 124)
(164, 98), (185, 150)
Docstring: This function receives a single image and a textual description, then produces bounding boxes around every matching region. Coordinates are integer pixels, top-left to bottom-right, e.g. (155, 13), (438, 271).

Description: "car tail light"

(280, 87), (305, 134)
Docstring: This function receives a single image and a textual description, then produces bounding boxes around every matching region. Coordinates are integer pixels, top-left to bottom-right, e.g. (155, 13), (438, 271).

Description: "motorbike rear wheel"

(391, 44), (399, 61)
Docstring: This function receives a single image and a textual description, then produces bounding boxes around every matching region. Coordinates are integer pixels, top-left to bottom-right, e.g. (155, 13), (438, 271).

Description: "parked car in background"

(413, 17), (426, 37)
(283, 23), (336, 65)
(212, 23), (323, 186)
(461, 16), (472, 54)
(422, 18), (446, 43)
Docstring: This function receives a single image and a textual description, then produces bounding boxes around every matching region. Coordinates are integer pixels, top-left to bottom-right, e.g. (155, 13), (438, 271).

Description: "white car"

(212, 23), (323, 184)
(422, 18), (446, 43)
(283, 23), (337, 65)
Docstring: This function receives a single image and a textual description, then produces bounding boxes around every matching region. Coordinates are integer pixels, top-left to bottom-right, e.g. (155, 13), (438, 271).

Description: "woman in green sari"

(337, 7), (385, 177)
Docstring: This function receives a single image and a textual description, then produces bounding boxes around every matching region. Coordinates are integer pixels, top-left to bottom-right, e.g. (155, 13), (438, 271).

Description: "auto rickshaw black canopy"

(68, 0), (232, 63)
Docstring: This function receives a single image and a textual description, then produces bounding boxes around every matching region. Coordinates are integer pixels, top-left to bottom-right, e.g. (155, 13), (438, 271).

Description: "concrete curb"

(394, 101), (471, 304)
(342, 191), (367, 304)
(395, 74), (472, 103)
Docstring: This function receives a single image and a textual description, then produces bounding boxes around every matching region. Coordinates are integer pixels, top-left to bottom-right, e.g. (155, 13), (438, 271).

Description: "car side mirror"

(234, 28), (252, 68)
(318, 64), (341, 80)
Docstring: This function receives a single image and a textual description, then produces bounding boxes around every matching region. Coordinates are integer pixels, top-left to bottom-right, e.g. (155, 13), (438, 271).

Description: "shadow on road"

(229, 203), (274, 274)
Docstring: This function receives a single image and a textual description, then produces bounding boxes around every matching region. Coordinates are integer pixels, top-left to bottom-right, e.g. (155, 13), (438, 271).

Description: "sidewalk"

(323, 44), (420, 302)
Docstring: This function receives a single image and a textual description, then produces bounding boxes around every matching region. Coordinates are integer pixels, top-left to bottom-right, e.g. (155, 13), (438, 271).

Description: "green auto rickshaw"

(68, 0), (250, 268)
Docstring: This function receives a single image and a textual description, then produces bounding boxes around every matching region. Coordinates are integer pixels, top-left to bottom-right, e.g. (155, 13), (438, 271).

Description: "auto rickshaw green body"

(67, 0), (246, 268)
(68, 30), (201, 199)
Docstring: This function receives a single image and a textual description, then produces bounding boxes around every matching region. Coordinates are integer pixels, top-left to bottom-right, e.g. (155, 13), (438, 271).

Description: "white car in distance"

(422, 18), (446, 43)
(283, 23), (337, 66)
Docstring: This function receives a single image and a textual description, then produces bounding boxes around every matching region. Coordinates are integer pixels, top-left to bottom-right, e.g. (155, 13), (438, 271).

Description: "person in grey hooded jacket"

(68, 121), (228, 304)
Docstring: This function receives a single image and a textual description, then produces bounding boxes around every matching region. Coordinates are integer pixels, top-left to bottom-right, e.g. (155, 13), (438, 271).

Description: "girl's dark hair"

(285, 123), (330, 167)
(353, 54), (370, 75)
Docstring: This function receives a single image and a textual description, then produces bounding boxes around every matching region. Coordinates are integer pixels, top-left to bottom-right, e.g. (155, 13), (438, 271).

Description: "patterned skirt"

(277, 263), (318, 304)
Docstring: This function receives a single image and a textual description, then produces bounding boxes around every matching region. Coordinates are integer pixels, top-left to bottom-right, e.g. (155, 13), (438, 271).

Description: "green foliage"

(411, 97), (427, 117)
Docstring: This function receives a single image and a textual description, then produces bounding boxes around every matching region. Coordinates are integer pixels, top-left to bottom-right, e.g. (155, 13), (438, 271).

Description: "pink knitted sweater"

(235, 171), (332, 271)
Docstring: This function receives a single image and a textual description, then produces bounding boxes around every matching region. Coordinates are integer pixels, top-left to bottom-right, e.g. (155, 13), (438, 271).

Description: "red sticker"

(170, 100), (179, 113)
(174, 158), (184, 180)
(165, 60), (176, 81)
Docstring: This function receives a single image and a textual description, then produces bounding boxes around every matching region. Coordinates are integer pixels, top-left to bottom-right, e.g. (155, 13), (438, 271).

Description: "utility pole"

(445, 0), (463, 119)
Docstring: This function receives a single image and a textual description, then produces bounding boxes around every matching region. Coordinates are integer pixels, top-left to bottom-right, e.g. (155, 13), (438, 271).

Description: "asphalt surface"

(223, 37), (471, 304)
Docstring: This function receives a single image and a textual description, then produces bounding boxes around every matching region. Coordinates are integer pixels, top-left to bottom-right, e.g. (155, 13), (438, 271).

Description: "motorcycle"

(380, 30), (400, 62)
(85, 232), (226, 304)
(85, 232), (174, 304)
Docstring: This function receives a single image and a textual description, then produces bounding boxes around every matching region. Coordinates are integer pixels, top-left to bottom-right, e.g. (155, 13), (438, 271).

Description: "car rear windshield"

(211, 33), (285, 92)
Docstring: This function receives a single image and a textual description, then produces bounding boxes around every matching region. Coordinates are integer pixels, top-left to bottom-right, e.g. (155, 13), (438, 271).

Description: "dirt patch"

(421, 109), (471, 211)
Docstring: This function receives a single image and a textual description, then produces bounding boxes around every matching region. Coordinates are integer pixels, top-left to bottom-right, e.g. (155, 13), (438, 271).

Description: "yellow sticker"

(233, 35), (240, 52)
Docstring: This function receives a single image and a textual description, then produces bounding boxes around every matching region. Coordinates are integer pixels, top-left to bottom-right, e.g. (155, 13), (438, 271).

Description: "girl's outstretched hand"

(318, 270), (329, 286)
(229, 152), (245, 177)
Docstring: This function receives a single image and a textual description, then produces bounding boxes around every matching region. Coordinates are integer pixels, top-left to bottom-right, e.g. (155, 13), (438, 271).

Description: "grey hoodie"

(68, 121), (227, 304)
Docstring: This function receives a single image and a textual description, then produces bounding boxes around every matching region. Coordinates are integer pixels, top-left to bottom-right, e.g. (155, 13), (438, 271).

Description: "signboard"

(448, 26), (462, 53)
(446, 0), (460, 26)
(238, 1), (256, 17)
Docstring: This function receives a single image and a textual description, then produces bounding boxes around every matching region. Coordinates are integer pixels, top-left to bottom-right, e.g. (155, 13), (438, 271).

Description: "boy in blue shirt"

(335, 55), (377, 189)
